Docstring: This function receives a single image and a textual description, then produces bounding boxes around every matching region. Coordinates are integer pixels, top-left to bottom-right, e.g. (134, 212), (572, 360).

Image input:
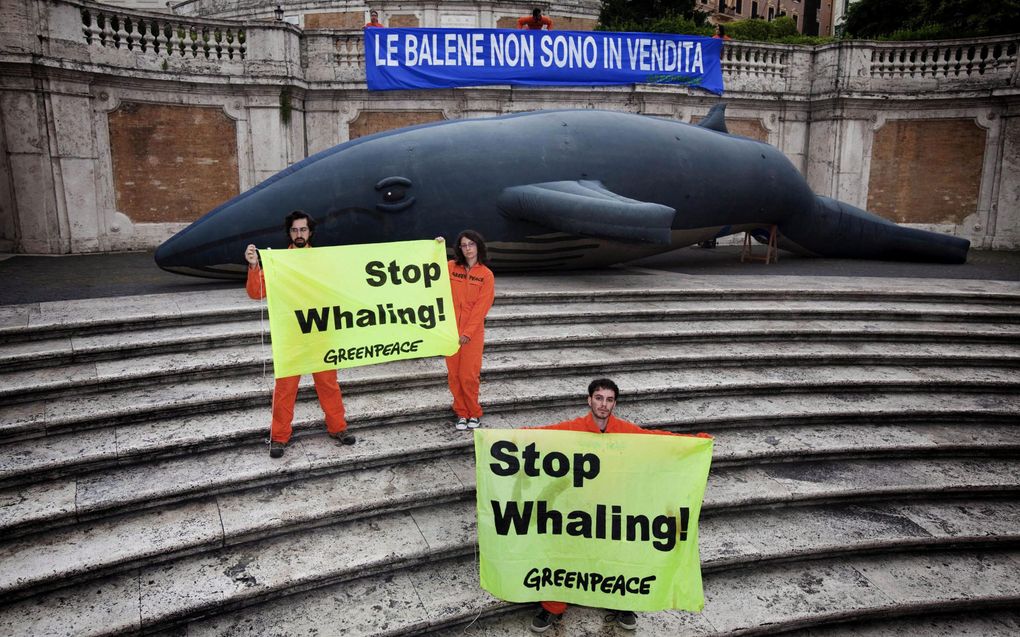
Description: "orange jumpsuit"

(532, 413), (712, 616)
(247, 260), (349, 444)
(445, 259), (495, 419)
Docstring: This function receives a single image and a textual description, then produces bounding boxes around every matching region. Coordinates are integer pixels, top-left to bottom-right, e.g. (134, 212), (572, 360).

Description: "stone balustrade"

(9, 0), (1018, 94)
(79, 2), (248, 60)
(869, 38), (1018, 81)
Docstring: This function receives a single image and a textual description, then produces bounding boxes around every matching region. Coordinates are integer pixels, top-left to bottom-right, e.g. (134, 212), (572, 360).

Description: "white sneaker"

(467, 417), (481, 429)
(455, 417), (468, 430)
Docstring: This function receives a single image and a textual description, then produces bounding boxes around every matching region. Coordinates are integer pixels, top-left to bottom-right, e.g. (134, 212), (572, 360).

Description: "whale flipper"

(497, 180), (676, 245)
(698, 104), (729, 134)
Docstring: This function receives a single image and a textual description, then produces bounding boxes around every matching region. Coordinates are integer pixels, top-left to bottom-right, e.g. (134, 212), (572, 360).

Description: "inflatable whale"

(155, 106), (969, 277)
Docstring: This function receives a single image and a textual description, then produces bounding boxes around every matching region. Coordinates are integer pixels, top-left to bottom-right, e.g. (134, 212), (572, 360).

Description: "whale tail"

(777, 196), (970, 264)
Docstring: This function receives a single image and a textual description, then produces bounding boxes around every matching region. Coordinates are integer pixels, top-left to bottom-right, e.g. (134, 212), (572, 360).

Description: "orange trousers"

(271, 370), (347, 443)
(541, 601), (567, 615)
(445, 334), (485, 418)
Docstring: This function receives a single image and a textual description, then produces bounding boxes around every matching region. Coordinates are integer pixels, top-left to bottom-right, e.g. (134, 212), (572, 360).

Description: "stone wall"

(1, 0), (1018, 255)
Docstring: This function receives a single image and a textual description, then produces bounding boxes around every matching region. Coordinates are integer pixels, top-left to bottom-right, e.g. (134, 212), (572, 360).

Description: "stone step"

(3, 388), (1017, 490)
(425, 549), (1020, 637)
(3, 280), (1016, 343)
(4, 491), (1018, 636)
(3, 352), (1015, 446)
(782, 609), (1020, 636)
(4, 357), (1018, 443)
(4, 330), (1019, 405)
(2, 416), (1017, 595)
(3, 296), (1017, 372)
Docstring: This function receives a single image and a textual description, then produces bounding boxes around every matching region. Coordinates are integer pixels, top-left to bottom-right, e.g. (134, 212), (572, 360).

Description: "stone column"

(48, 77), (104, 253)
(1, 78), (64, 254)
(992, 102), (1020, 249)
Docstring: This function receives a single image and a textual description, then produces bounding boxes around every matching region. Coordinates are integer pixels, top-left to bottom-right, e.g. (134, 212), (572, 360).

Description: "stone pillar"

(805, 107), (873, 209)
(1, 79), (63, 254)
(49, 79), (104, 253)
(0, 112), (13, 252)
(248, 89), (302, 184)
(992, 103), (1020, 249)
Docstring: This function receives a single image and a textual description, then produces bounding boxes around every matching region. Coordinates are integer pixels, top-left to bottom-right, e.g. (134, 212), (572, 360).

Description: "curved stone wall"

(0, 0), (1018, 255)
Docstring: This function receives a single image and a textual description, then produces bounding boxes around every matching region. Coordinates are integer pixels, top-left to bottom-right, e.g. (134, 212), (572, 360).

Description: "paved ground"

(0, 246), (1017, 306)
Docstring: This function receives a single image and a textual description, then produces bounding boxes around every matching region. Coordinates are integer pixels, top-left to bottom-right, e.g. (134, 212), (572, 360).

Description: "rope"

(254, 262), (274, 447)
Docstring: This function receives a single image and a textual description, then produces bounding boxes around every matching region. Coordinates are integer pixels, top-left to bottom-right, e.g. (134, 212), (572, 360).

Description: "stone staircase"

(0, 270), (1018, 636)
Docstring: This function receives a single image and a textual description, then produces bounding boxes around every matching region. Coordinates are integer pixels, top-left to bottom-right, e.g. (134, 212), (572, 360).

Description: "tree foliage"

(599, 2), (828, 44)
(598, 0), (708, 32)
(727, 16), (803, 41)
(842, 0), (1020, 39)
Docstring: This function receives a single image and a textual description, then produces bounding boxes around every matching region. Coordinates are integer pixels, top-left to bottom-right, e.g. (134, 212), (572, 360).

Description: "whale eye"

(382, 184), (406, 203)
(374, 176), (415, 212)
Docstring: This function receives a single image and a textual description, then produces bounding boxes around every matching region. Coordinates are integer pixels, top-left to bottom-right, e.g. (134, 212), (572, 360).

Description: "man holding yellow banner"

(246, 210), (459, 458)
(474, 378), (713, 633)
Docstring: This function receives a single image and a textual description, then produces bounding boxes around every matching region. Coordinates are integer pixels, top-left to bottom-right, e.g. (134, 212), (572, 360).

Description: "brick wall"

(550, 16), (598, 31)
(305, 11), (364, 29)
(692, 115), (768, 142)
(108, 103), (239, 223)
(348, 111), (446, 139)
(496, 16), (521, 29)
(389, 14), (420, 28)
(867, 119), (984, 225)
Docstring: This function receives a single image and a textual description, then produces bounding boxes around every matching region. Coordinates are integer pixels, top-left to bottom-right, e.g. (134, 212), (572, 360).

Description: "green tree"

(598, 0), (708, 31)
(843, 0), (1020, 39)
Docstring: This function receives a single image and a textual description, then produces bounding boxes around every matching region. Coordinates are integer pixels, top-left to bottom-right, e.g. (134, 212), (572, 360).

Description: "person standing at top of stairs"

(518, 7), (553, 30)
(245, 210), (356, 458)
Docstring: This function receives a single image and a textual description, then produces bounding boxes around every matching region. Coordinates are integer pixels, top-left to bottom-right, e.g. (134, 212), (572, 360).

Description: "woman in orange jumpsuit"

(445, 230), (495, 430)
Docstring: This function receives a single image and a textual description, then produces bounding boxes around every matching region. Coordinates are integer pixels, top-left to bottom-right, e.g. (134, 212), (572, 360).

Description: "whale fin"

(497, 180), (675, 245)
(698, 104), (728, 134)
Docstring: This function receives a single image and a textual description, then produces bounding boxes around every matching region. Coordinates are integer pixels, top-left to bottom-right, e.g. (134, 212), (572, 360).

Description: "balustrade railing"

(869, 38), (1018, 79)
(80, 3), (247, 60)
(722, 41), (787, 78)
(21, 0), (1020, 91)
(333, 34), (365, 78)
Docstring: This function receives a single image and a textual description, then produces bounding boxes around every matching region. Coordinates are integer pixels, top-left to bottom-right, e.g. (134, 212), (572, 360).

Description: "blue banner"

(365, 28), (723, 95)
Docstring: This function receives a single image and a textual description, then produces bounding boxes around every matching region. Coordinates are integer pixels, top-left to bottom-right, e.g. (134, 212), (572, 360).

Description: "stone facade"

(0, 0), (1018, 255)
(704, 0), (834, 36)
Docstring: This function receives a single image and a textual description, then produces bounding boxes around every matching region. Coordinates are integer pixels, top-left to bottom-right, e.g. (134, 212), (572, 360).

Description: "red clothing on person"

(246, 252), (350, 443)
(365, 20), (384, 28)
(445, 259), (495, 418)
(533, 412), (711, 616)
(518, 15), (553, 30)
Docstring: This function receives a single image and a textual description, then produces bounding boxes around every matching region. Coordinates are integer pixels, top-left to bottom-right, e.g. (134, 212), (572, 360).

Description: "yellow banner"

(475, 428), (713, 611)
(259, 240), (460, 377)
